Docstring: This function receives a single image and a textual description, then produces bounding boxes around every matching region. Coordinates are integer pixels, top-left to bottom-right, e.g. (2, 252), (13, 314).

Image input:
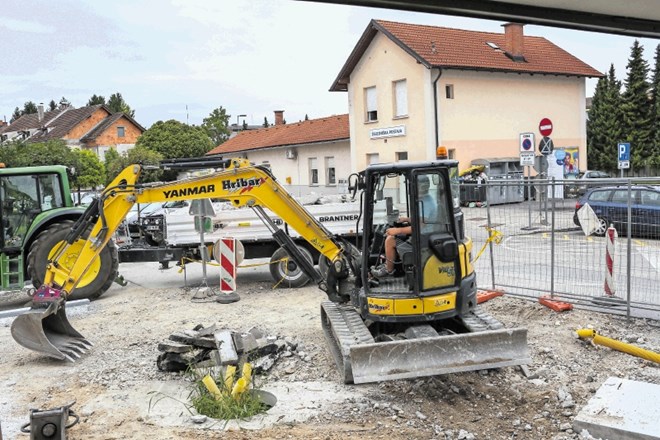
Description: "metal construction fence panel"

(461, 177), (660, 319)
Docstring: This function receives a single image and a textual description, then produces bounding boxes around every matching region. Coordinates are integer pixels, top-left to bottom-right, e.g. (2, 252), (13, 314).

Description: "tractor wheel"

(269, 245), (313, 288)
(27, 220), (119, 301)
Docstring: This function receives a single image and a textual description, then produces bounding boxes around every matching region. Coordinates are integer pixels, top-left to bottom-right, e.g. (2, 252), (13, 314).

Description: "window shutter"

(395, 80), (407, 116)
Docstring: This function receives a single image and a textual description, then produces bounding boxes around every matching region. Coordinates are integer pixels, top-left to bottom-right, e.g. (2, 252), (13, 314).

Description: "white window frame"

(365, 86), (377, 122)
(325, 157), (336, 186)
(366, 153), (380, 165)
(309, 157), (319, 185)
(393, 79), (408, 118)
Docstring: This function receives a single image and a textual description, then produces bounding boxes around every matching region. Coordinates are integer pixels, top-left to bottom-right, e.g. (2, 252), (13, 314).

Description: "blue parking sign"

(618, 142), (631, 161)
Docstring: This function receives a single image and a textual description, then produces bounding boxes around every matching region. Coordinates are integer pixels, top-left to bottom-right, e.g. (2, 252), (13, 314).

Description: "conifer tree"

(622, 40), (652, 170)
(650, 44), (660, 166)
(587, 65), (623, 173)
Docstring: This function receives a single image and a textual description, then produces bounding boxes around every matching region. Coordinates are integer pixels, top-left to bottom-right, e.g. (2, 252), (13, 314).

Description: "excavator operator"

(370, 174), (436, 278)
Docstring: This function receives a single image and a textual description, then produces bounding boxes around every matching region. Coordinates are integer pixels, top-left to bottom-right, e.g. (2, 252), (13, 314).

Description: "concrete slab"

(573, 377), (660, 440)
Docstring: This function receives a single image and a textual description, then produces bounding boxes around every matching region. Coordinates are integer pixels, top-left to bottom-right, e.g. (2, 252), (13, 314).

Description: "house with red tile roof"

(0, 104), (145, 160)
(207, 112), (350, 195)
(330, 20), (602, 174)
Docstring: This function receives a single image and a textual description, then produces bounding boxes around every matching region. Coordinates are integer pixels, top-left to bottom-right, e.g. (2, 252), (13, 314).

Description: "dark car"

(573, 185), (660, 236)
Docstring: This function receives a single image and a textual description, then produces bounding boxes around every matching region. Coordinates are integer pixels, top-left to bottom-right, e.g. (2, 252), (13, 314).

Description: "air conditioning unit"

(285, 148), (297, 159)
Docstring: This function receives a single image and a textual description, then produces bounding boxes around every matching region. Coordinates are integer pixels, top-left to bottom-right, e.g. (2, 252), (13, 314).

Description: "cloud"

(0, 17), (54, 33)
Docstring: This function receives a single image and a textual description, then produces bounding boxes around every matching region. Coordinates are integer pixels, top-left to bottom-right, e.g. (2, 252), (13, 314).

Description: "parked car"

(573, 185), (660, 236)
(575, 170), (611, 196)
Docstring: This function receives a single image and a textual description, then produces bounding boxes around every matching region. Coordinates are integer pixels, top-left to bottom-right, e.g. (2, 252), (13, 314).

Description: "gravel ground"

(1, 261), (660, 439)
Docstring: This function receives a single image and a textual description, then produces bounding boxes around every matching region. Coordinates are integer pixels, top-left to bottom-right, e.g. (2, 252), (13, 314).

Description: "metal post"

(485, 182), (496, 289)
(626, 180), (632, 318)
(527, 166), (532, 228)
(550, 178), (556, 297)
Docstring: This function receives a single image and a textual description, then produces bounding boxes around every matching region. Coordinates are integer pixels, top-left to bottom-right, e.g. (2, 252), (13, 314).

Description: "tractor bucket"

(10, 300), (92, 362)
(348, 327), (529, 384)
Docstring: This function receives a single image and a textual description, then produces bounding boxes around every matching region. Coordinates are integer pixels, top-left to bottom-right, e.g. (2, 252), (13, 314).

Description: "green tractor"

(0, 165), (118, 301)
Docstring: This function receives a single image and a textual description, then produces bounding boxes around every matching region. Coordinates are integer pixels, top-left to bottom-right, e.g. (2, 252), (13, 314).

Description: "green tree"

(201, 107), (231, 146)
(107, 92), (135, 117)
(0, 139), (77, 168)
(22, 101), (38, 115)
(263, 117), (270, 128)
(87, 94), (106, 106)
(587, 65), (623, 173)
(304, 114), (309, 121)
(104, 146), (163, 184)
(242, 120), (248, 130)
(650, 44), (660, 166)
(71, 149), (105, 189)
(622, 40), (653, 170)
(135, 120), (212, 180)
(11, 107), (21, 122)
(48, 100), (57, 111)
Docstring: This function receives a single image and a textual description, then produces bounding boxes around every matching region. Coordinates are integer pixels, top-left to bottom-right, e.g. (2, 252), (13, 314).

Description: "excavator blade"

(321, 301), (530, 384)
(10, 300), (92, 362)
(348, 327), (529, 384)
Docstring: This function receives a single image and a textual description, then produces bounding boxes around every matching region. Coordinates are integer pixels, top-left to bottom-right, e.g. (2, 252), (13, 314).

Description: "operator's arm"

(386, 225), (412, 236)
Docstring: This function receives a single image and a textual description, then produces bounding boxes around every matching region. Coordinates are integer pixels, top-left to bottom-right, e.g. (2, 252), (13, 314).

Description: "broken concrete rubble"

(157, 324), (298, 373)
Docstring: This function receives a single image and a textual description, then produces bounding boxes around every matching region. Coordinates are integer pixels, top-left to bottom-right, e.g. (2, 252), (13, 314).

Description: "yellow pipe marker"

(202, 374), (223, 400)
(577, 328), (660, 364)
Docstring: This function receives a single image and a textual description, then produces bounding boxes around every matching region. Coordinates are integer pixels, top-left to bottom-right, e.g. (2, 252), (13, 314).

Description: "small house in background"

(207, 111), (350, 196)
(0, 104), (145, 160)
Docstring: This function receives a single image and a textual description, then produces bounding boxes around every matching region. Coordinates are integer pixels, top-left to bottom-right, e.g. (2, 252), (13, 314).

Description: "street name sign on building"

(370, 125), (406, 139)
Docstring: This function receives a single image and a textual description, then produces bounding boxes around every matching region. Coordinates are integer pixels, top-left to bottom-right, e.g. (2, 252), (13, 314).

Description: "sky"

(1, 0), (659, 129)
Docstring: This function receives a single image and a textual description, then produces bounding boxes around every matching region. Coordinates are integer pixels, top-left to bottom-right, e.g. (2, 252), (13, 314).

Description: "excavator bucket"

(348, 327), (529, 384)
(10, 300), (92, 362)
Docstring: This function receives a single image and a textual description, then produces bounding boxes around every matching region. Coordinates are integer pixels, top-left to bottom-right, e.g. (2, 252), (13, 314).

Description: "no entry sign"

(539, 118), (553, 137)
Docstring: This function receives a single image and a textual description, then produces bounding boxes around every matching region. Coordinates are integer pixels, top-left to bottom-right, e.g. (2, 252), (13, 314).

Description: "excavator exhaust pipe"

(11, 299), (92, 362)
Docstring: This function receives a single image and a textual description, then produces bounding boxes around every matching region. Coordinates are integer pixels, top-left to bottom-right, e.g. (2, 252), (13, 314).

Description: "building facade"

(207, 113), (350, 196)
(330, 20), (602, 173)
(0, 104), (145, 160)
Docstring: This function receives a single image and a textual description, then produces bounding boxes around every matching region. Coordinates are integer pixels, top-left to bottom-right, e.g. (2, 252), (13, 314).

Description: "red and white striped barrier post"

(604, 224), (617, 297)
(219, 237), (237, 293)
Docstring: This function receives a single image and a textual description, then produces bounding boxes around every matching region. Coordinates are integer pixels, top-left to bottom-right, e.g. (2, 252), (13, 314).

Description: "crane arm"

(44, 159), (353, 302)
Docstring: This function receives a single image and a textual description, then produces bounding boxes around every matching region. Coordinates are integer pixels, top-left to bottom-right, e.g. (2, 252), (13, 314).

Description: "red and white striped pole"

(219, 237), (237, 293)
(604, 224), (617, 297)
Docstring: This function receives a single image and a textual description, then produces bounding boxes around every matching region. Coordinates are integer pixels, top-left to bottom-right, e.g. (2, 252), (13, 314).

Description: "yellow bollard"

(577, 328), (660, 364)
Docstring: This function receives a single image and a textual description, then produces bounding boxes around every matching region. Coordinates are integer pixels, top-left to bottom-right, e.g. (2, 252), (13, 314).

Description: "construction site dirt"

(1, 261), (659, 440)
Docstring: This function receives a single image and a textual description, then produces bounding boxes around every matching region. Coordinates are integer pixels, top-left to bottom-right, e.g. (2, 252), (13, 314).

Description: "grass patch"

(149, 363), (271, 421)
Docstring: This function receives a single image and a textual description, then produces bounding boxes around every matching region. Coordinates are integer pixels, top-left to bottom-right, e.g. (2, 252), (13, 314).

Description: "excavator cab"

(362, 163), (461, 295)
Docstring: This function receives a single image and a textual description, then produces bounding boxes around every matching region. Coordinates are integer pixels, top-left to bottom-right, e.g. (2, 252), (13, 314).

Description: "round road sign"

(539, 136), (554, 155)
(539, 118), (553, 137)
(522, 138), (532, 150)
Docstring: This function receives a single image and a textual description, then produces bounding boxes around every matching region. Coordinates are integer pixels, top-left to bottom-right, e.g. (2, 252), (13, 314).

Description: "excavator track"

(320, 301), (375, 384)
(459, 305), (504, 332)
(322, 302), (529, 384)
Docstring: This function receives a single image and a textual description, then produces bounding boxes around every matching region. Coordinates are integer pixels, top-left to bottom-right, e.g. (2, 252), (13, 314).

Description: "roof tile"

(207, 114), (349, 155)
(331, 20), (603, 90)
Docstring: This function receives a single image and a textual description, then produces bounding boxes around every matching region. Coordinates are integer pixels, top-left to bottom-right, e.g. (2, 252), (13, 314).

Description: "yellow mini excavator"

(11, 157), (528, 384)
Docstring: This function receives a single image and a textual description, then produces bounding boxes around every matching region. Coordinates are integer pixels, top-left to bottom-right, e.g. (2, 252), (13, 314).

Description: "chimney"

(37, 103), (44, 124)
(502, 23), (526, 62)
(274, 110), (284, 126)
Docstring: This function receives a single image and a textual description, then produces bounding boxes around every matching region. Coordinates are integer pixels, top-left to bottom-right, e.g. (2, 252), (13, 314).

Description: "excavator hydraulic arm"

(11, 159), (355, 361)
